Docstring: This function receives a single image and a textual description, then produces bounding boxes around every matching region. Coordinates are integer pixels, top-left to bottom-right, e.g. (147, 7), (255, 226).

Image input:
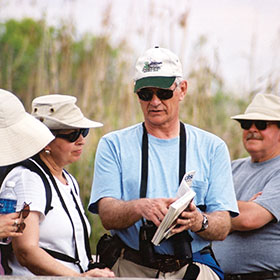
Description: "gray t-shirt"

(212, 155), (280, 273)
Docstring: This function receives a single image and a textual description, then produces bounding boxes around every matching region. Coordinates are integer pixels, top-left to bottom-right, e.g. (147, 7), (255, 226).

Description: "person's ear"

(178, 80), (187, 101)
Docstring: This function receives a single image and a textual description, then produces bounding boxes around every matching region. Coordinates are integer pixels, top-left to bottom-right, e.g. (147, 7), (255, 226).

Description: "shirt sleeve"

(206, 142), (239, 217)
(5, 166), (47, 220)
(88, 136), (122, 213)
(254, 171), (280, 221)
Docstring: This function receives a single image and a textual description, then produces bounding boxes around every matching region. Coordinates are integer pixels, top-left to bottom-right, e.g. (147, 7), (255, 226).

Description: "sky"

(1, 0), (280, 94)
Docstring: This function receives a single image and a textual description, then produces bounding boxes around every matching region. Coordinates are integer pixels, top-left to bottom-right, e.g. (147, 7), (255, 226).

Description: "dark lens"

(239, 120), (253, 130)
(254, 121), (267, 130)
(21, 203), (30, 219)
(156, 89), (173, 100)
(16, 222), (26, 233)
(239, 120), (268, 131)
(137, 89), (153, 101)
(54, 130), (82, 142)
(81, 128), (89, 137)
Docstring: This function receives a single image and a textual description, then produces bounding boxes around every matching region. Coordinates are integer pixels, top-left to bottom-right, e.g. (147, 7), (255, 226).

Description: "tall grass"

(0, 10), (278, 252)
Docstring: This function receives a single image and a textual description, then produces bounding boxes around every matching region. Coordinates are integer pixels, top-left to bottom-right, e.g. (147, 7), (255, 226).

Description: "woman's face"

(47, 129), (87, 168)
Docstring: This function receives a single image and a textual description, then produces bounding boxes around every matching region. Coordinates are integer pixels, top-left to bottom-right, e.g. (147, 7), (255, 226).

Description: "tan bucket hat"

(231, 93), (280, 121)
(0, 89), (55, 166)
(31, 94), (103, 130)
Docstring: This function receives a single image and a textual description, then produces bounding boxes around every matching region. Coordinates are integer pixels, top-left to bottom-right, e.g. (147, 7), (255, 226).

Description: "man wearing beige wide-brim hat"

(213, 93), (280, 280)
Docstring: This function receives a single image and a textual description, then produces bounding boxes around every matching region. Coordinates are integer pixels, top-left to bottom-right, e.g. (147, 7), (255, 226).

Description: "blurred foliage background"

(0, 14), (279, 253)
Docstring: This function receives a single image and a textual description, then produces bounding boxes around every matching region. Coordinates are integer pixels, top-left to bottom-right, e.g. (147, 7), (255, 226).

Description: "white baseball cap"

(0, 89), (55, 166)
(32, 94), (103, 130)
(134, 46), (183, 92)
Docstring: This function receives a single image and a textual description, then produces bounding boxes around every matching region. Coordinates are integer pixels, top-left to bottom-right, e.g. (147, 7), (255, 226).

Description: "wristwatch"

(196, 214), (208, 233)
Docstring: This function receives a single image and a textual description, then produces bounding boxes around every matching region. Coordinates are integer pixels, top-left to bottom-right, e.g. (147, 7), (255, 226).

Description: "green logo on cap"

(143, 61), (162, 73)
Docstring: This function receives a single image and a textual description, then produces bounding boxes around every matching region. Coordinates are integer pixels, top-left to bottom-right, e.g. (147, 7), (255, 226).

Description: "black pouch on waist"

(139, 221), (157, 265)
(96, 234), (123, 269)
(170, 231), (193, 260)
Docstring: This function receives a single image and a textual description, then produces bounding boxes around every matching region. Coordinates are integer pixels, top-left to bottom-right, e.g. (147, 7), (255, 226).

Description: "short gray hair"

(175, 77), (184, 87)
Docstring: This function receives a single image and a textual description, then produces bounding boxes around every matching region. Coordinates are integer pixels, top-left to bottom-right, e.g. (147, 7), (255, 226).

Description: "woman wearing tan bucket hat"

(0, 89), (55, 275)
(5, 94), (114, 277)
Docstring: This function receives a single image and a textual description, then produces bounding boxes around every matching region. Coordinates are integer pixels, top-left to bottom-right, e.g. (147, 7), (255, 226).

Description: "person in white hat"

(88, 47), (238, 279)
(0, 89), (55, 275)
(4, 94), (114, 278)
(213, 93), (280, 280)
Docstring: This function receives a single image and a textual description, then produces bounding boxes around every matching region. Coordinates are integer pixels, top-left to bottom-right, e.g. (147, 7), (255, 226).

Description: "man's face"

(241, 120), (280, 162)
(136, 80), (187, 128)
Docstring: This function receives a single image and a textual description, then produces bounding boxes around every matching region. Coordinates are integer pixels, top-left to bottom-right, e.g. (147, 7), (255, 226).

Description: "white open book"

(151, 170), (196, 246)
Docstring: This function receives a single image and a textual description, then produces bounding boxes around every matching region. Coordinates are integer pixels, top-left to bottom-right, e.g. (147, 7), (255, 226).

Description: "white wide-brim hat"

(0, 89), (55, 166)
(231, 93), (280, 121)
(31, 94), (103, 130)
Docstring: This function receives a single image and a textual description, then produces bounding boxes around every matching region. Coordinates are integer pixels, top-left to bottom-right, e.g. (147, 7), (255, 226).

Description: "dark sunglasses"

(52, 128), (89, 143)
(16, 202), (31, 233)
(238, 120), (277, 131)
(136, 88), (174, 101)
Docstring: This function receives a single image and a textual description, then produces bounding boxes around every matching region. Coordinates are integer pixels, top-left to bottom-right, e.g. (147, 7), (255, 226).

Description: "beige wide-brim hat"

(0, 89), (55, 166)
(231, 93), (280, 121)
(31, 94), (103, 130)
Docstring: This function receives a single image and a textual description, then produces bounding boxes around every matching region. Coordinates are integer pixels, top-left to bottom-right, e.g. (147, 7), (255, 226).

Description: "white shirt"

(4, 165), (91, 275)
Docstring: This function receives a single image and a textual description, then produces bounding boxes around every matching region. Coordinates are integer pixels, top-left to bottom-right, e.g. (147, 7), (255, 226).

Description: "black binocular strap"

(140, 121), (186, 198)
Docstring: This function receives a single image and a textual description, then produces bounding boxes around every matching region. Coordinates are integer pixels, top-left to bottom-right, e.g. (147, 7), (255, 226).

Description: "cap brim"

(0, 113), (54, 166)
(134, 77), (176, 92)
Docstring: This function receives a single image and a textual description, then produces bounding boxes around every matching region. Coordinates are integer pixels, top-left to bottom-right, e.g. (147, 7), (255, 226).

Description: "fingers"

(83, 268), (115, 278)
(13, 219), (19, 227)
(0, 214), (25, 238)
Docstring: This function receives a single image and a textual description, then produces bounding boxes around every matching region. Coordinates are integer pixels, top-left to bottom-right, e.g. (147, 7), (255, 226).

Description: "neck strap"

(140, 121), (186, 199)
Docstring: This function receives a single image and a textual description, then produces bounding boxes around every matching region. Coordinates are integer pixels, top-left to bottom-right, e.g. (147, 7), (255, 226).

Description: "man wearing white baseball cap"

(213, 93), (280, 280)
(89, 47), (238, 279)
(0, 89), (54, 275)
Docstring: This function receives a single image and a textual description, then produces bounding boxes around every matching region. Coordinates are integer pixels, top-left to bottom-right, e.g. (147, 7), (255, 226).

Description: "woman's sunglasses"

(136, 88), (175, 101)
(52, 128), (89, 143)
(16, 202), (31, 233)
(238, 120), (279, 131)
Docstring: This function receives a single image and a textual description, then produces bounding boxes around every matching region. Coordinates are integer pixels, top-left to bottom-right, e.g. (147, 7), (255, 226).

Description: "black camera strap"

(140, 121), (186, 204)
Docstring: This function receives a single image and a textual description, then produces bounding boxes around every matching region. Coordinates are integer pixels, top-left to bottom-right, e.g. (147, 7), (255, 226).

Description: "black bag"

(95, 234), (123, 269)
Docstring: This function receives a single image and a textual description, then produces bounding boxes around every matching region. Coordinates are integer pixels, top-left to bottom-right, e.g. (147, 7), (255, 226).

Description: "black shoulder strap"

(20, 159), (53, 216)
(0, 159), (53, 216)
(66, 170), (93, 263)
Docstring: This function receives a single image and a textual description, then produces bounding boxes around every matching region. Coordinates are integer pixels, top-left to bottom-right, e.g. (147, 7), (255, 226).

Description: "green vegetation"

(0, 17), (277, 252)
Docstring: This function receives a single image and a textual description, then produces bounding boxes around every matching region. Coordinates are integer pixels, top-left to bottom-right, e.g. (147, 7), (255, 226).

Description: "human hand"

(138, 197), (176, 227)
(82, 267), (115, 277)
(249, 191), (262, 201)
(171, 201), (203, 234)
(0, 212), (24, 238)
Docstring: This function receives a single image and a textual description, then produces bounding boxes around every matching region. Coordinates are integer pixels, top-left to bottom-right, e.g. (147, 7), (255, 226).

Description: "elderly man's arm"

(171, 202), (231, 240)
(98, 197), (176, 230)
(231, 201), (274, 231)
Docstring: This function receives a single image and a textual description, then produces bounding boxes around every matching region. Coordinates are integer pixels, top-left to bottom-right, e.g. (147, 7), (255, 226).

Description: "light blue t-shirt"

(89, 123), (238, 254)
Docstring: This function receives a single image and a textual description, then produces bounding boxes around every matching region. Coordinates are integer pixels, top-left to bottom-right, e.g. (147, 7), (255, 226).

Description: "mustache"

(246, 131), (263, 140)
